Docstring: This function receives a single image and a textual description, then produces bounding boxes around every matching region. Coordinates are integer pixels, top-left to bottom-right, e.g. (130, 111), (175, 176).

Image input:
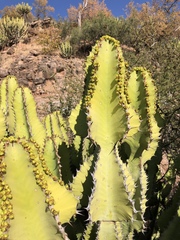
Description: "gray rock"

(7, 47), (15, 55)
(30, 50), (40, 56)
(0, 68), (8, 78)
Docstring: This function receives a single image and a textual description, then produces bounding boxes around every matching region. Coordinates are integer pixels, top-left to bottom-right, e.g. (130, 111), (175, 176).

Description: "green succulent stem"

(1, 36), (176, 239)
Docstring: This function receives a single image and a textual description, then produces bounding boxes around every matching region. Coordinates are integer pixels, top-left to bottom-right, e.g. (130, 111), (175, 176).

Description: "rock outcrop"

(0, 39), (85, 118)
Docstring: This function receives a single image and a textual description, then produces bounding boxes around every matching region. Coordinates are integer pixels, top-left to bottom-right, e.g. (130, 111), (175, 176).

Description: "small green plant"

(60, 41), (73, 58)
(0, 16), (28, 47)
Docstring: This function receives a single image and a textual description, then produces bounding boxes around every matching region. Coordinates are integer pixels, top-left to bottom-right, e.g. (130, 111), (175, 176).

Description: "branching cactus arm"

(68, 36), (162, 238)
(0, 76), (46, 146)
(0, 77), (78, 239)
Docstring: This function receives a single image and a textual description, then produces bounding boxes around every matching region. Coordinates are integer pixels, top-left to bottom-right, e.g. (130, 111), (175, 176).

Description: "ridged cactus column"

(69, 36), (161, 239)
(0, 76), (77, 240)
(85, 36), (131, 227)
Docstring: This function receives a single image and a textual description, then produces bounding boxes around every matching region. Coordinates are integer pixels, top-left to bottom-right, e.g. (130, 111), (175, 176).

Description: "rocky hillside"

(0, 34), (85, 118)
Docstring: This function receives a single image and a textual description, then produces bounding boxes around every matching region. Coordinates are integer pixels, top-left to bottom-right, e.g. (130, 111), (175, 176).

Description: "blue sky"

(0, 0), (151, 19)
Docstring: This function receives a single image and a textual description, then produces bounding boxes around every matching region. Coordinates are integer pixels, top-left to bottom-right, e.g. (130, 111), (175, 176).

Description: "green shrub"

(70, 13), (123, 54)
(57, 18), (77, 40)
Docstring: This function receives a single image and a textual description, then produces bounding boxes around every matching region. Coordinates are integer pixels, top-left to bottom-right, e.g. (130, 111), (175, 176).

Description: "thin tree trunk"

(78, 0), (88, 28)
(78, 10), (82, 28)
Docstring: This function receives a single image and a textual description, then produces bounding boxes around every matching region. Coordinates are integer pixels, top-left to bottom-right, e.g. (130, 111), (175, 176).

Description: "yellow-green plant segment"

(0, 138), (77, 239)
(0, 76), (77, 239)
(67, 35), (161, 238)
(0, 141), (60, 239)
(43, 111), (70, 178)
